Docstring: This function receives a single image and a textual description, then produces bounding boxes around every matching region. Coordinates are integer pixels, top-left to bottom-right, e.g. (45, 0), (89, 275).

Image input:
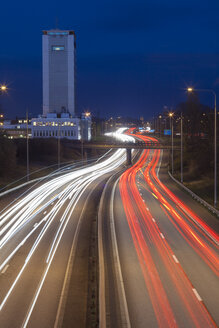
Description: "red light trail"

(119, 131), (218, 327)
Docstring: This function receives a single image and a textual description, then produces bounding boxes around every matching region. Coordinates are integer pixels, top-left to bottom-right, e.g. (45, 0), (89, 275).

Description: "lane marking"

(192, 288), (202, 301)
(172, 255), (179, 263)
(152, 218), (156, 223)
(110, 177), (131, 328)
(1, 265), (9, 274)
(43, 211), (47, 215)
(33, 223), (38, 228)
(152, 192), (158, 199)
(160, 233), (165, 239)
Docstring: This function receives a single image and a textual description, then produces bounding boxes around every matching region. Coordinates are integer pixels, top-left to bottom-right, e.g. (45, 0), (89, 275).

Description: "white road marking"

(1, 265), (9, 274)
(152, 218), (156, 223)
(192, 288), (202, 301)
(160, 233), (165, 239)
(172, 255), (179, 263)
(43, 211), (47, 215)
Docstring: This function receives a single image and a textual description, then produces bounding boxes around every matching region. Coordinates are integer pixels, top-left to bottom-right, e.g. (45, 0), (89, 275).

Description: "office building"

(42, 29), (76, 116)
(31, 28), (91, 140)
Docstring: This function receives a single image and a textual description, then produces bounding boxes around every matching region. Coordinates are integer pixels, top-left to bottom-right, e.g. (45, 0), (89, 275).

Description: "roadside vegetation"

(0, 135), (104, 189)
(156, 91), (218, 205)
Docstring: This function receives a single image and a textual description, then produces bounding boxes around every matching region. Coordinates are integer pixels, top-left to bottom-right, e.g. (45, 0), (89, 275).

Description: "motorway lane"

(140, 149), (219, 323)
(113, 183), (158, 328)
(0, 182), (91, 327)
(107, 133), (218, 327)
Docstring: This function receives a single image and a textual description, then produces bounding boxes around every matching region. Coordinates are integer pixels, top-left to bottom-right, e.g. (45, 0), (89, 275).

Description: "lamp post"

(58, 123), (61, 169)
(169, 112), (174, 175)
(26, 110), (29, 181)
(187, 87), (217, 208)
(181, 111), (183, 183)
(159, 115), (162, 137)
(0, 85), (7, 124)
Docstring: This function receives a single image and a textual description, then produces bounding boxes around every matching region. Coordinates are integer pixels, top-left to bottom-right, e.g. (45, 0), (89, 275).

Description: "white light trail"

(0, 128), (134, 322)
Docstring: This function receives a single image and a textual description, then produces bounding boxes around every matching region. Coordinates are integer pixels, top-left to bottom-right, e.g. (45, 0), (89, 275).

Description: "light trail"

(0, 128), (134, 325)
(119, 131), (218, 327)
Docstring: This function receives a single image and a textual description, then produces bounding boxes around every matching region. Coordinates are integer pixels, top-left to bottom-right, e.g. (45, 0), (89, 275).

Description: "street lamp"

(180, 111), (183, 183)
(169, 112), (174, 175)
(187, 87), (217, 208)
(0, 85), (7, 93)
(58, 123), (61, 169)
(26, 110), (30, 181)
(159, 115), (162, 137)
(85, 111), (91, 118)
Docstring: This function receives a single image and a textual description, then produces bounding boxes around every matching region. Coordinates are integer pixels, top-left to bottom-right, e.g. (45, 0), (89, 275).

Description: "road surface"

(0, 129), (135, 327)
(100, 132), (219, 328)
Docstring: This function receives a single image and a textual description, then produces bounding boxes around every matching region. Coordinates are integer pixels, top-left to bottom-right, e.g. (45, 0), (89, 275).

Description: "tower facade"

(42, 29), (76, 116)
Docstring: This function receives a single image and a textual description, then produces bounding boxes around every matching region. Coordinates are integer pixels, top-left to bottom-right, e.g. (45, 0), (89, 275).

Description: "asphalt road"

(102, 133), (219, 327)
(0, 129), (134, 328)
(0, 129), (218, 328)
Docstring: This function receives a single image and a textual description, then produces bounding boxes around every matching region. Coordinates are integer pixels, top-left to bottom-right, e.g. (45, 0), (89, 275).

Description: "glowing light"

(0, 85), (7, 92)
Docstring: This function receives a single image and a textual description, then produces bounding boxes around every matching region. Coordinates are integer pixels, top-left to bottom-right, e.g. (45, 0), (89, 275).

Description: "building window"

(52, 46), (64, 51)
(48, 32), (68, 36)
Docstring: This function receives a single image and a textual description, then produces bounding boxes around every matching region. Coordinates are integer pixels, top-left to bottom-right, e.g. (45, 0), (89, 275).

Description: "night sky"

(0, 0), (219, 120)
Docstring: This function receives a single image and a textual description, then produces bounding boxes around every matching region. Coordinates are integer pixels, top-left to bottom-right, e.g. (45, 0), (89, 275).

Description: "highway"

(100, 131), (219, 328)
(0, 128), (218, 328)
(0, 128), (135, 328)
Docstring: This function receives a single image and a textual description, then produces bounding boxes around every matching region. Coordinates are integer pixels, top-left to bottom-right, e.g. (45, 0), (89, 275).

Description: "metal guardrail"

(71, 142), (180, 150)
(168, 172), (219, 218)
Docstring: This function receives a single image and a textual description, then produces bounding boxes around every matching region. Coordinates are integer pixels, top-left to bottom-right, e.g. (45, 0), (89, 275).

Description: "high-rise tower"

(42, 29), (76, 116)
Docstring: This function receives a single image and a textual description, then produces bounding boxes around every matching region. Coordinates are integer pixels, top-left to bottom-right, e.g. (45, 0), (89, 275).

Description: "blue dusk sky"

(0, 0), (219, 120)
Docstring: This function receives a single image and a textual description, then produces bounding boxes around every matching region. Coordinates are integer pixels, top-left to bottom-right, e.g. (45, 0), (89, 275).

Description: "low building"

(0, 119), (31, 138)
(31, 113), (80, 140)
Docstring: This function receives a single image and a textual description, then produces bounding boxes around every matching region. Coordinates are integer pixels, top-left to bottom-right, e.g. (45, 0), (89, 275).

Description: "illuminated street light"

(85, 111), (91, 117)
(187, 87), (217, 208)
(0, 84), (8, 94)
